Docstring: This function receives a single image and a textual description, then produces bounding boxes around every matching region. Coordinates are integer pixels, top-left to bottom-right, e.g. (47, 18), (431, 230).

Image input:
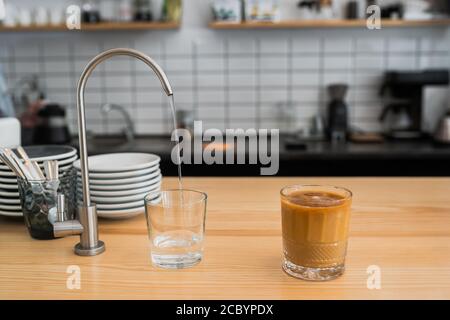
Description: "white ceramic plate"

(0, 190), (19, 197)
(52, 155), (78, 167)
(0, 183), (18, 190)
(83, 182), (161, 197)
(78, 173), (162, 186)
(0, 155), (77, 171)
(77, 181), (161, 197)
(94, 199), (146, 210)
(0, 162), (75, 177)
(73, 153), (160, 172)
(96, 195), (161, 220)
(0, 145), (76, 166)
(97, 206), (145, 219)
(75, 164), (158, 179)
(0, 203), (21, 211)
(0, 209), (22, 217)
(23, 145), (76, 161)
(87, 172), (161, 191)
(0, 176), (17, 184)
(0, 197), (20, 205)
(90, 191), (154, 204)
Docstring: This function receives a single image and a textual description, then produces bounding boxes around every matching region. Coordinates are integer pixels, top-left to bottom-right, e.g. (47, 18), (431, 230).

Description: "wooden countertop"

(1, 177), (449, 300)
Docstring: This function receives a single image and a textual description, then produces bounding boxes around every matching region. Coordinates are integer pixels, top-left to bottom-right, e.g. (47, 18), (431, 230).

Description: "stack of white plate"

(74, 153), (162, 220)
(0, 145), (78, 217)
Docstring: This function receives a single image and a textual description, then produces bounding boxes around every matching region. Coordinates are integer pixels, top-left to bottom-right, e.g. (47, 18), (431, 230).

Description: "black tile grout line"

(76, 113), (382, 123)
(448, 40), (450, 76)
(130, 39), (138, 130)
(2, 63), (393, 75)
(76, 100), (348, 107)
(350, 37), (357, 122)
(6, 45), (17, 112)
(9, 68), (403, 77)
(287, 36), (293, 105)
(192, 41), (199, 121)
(318, 37), (325, 117)
(38, 43), (47, 99)
(415, 37), (422, 69)
(63, 101), (369, 109)
(67, 41), (77, 128)
(255, 39), (261, 129)
(98, 41), (108, 134)
(79, 114), (382, 123)
(224, 39), (230, 128)
(383, 37), (389, 74)
(41, 83), (384, 93)
(7, 49), (450, 62)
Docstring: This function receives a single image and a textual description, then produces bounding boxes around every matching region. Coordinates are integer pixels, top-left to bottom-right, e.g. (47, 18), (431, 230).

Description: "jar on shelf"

(81, 0), (101, 23)
(134, 0), (152, 21)
(164, 0), (182, 22)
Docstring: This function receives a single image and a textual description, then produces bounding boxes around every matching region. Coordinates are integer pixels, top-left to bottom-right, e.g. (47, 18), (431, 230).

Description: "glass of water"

(144, 189), (207, 269)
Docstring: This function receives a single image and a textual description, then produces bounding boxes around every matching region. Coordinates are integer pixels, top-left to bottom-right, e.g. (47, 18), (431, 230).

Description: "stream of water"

(168, 95), (183, 191)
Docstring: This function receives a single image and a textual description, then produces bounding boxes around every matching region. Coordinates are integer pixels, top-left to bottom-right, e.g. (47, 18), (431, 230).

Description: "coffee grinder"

(379, 70), (449, 139)
(327, 84), (349, 142)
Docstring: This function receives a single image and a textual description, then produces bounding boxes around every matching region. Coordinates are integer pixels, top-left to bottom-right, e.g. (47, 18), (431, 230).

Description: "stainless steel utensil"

(1, 148), (33, 180)
(31, 161), (46, 180)
(44, 160), (58, 181)
(17, 146), (39, 179)
(0, 153), (26, 179)
(52, 160), (59, 181)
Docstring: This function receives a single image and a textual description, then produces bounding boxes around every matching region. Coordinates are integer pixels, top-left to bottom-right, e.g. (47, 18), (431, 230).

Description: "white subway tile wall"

(1, 30), (450, 135)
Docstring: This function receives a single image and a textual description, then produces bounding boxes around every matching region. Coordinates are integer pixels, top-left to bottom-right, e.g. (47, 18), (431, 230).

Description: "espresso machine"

(379, 70), (449, 139)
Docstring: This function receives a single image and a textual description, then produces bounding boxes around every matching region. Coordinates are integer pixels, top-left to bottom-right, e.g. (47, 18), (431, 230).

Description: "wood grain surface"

(1, 177), (449, 300)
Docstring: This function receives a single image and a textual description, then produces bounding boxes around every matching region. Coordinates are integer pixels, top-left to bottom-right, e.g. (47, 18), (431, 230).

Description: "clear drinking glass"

(144, 189), (207, 269)
(280, 185), (352, 281)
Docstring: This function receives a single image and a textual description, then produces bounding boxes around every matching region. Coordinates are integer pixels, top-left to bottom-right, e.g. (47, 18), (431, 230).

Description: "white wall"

(1, 0), (449, 135)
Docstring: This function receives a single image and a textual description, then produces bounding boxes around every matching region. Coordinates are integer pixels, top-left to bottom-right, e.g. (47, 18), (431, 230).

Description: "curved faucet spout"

(75, 48), (173, 256)
(77, 48), (173, 206)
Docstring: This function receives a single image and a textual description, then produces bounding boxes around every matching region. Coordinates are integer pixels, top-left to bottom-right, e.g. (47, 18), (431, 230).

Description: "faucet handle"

(57, 193), (65, 222)
(52, 193), (84, 238)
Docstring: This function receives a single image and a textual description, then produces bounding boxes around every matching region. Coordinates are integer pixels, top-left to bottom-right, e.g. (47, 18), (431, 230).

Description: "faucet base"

(74, 240), (105, 256)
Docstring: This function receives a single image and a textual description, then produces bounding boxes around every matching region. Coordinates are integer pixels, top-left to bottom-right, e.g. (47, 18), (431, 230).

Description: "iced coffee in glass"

(280, 185), (352, 281)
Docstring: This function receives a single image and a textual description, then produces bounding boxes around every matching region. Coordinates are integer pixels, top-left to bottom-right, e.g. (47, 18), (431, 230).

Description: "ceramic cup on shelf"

(0, 118), (21, 148)
(2, 3), (18, 27)
(151, 0), (164, 21)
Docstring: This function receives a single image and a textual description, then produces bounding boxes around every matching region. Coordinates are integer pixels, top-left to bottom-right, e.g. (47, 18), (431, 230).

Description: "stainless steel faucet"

(54, 48), (173, 256)
(101, 103), (135, 142)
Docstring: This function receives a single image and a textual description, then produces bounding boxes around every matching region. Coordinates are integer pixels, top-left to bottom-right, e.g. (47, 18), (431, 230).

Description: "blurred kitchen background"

(1, 0), (450, 176)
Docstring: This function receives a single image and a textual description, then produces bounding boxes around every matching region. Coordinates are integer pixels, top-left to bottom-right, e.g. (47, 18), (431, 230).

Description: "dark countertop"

(71, 135), (450, 176)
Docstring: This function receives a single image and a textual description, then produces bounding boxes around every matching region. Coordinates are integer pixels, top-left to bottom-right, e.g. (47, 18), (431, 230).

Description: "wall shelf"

(0, 21), (180, 32)
(209, 19), (450, 29)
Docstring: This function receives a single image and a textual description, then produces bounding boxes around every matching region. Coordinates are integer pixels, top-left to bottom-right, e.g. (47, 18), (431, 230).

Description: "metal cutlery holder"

(17, 168), (77, 240)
